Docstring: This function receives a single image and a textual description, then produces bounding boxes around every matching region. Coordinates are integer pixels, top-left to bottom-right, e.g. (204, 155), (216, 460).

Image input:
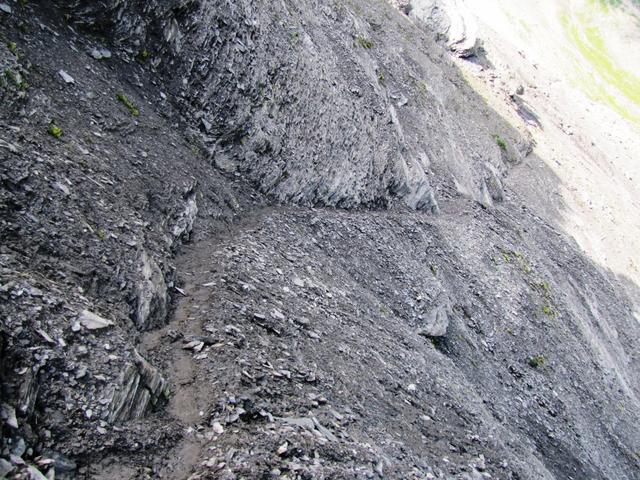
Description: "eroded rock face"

(134, 251), (168, 331)
(108, 350), (169, 423)
(418, 293), (452, 337)
(64, 0), (510, 210)
(397, 0), (482, 57)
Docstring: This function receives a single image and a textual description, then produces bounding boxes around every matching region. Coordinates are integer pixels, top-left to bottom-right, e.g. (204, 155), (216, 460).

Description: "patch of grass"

(542, 304), (556, 319)
(429, 264), (438, 277)
(534, 281), (552, 296)
(47, 123), (63, 139)
(4, 69), (27, 90)
(116, 91), (140, 117)
(136, 49), (150, 63)
(7, 42), (18, 55)
(290, 31), (300, 44)
(494, 134), (507, 151)
(528, 355), (546, 368)
(96, 228), (106, 240)
(355, 36), (373, 49)
(560, 5), (640, 123)
(378, 71), (385, 86)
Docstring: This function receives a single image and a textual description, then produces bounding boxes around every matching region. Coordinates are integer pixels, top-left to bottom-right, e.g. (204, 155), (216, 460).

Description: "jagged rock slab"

(108, 350), (169, 423)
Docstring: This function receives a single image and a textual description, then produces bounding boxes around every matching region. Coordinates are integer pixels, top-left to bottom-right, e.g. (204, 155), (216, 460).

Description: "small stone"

(292, 277), (305, 287)
(417, 294), (451, 338)
(0, 3), (12, 14)
(78, 310), (114, 330)
(12, 437), (26, 457)
(90, 47), (111, 60)
(183, 340), (204, 351)
(53, 181), (70, 195)
(212, 422), (224, 434)
(1, 403), (18, 429)
(294, 317), (310, 328)
(0, 458), (13, 477)
(58, 70), (75, 84)
(271, 309), (285, 320)
(407, 383), (417, 392)
(276, 442), (288, 456)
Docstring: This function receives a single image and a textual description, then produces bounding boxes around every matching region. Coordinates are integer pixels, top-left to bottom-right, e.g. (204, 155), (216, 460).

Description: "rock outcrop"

(108, 350), (169, 423)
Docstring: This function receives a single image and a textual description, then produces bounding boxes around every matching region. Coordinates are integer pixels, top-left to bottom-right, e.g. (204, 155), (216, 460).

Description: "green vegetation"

(96, 228), (106, 240)
(47, 123), (63, 139)
(355, 36), (373, 49)
(533, 281), (551, 296)
(377, 71), (385, 86)
(136, 49), (150, 63)
(4, 69), (27, 90)
(116, 91), (140, 117)
(542, 304), (556, 319)
(7, 42), (18, 55)
(560, 4), (640, 124)
(494, 134), (507, 151)
(528, 355), (546, 368)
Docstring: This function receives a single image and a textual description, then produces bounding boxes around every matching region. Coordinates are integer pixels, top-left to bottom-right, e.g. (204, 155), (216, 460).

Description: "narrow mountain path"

(105, 203), (640, 479)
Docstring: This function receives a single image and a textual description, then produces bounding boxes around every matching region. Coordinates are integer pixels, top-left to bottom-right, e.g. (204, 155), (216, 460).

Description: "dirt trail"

(139, 243), (220, 479)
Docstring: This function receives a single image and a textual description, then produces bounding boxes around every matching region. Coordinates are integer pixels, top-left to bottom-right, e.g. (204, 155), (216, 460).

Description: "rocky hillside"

(1, 0), (639, 479)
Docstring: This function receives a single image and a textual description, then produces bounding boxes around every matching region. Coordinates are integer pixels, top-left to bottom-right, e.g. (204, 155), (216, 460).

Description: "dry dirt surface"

(1, 1), (640, 480)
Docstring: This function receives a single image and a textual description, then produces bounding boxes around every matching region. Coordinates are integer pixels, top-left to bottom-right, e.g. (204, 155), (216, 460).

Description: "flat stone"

(1, 402), (18, 429)
(78, 310), (114, 330)
(0, 3), (12, 14)
(58, 70), (75, 84)
(212, 422), (224, 434)
(90, 47), (112, 60)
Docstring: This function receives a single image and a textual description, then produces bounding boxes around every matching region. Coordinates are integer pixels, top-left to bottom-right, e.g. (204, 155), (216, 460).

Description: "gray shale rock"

(418, 293), (452, 337)
(78, 310), (114, 330)
(107, 350), (169, 423)
(134, 251), (168, 331)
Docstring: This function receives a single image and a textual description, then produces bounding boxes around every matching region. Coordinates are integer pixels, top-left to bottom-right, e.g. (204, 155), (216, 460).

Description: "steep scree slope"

(0, 1), (639, 479)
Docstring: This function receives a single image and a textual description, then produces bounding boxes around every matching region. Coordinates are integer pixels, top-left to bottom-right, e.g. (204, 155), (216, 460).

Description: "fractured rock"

(418, 293), (451, 337)
(171, 190), (198, 246)
(107, 350), (169, 423)
(134, 251), (168, 331)
(0, 402), (18, 429)
(78, 310), (114, 330)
